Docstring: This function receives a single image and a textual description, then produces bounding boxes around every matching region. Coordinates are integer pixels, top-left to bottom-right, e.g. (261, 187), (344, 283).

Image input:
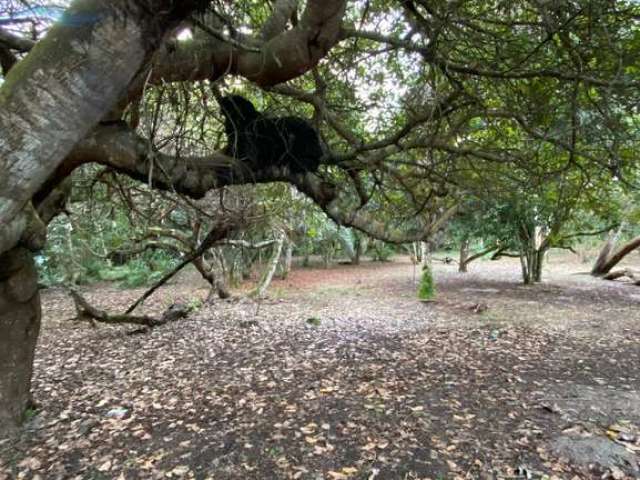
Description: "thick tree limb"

(131, 0), (346, 92)
(461, 244), (500, 268)
(592, 235), (640, 276)
(47, 125), (454, 245)
(261, 0), (300, 40)
(0, 0), (208, 255)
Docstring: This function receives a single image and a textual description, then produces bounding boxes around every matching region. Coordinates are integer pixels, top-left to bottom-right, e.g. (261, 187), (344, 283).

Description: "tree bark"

(458, 239), (470, 273)
(410, 241), (420, 265)
(280, 241), (293, 279)
(532, 248), (545, 282)
(592, 225), (623, 274)
(353, 234), (365, 265)
(420, 241), (432, 267)
(592, 234), (640, 276)
(252, 234), (285, 297)
(519, 247), (546, 284)
(69, 289), (189, 327)
(0, 248), (40, 436)
(0, 0), (207, 254)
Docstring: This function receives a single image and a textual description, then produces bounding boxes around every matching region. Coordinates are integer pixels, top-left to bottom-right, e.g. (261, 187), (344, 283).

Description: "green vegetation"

(417, 266), (436, 301)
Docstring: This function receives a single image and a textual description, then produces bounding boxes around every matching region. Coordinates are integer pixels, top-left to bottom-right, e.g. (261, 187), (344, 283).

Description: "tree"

(1, 0), (638, 433)
(0, 0), (351, 433)
(591, 199), (640, 279)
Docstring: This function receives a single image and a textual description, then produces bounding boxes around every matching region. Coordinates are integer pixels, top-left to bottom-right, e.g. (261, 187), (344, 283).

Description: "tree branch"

(69, 288), (190, 327)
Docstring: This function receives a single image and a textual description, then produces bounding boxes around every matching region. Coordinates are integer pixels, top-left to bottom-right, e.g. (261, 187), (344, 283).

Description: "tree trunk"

(280, 241), (293, 279)
(353, 239), (362, 265)
(351, 232), (367, 265)
(520, 253), (532, 284)
(252, 234), (285, 298)
(592, 225), (623, 274)
(532, 248), (545, 282)
(592, 234), (640, 276)
(337, 230), (356, 263)
(458, 239), (470, 273)
(517, 222), (546, 284)
(420, 241), (431, 268)
(193, 255), (215, 285)
(520, 247), (545, 284)
(0, 247), (41, 436)
(194, 254), (231, 300)
(0, 0), (207, 253)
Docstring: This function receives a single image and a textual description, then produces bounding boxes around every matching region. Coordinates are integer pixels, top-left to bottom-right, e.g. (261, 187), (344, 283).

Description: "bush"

(417, 265), (436, 301)
(370, 241), (394, 262)
(94, 252), (176, 288)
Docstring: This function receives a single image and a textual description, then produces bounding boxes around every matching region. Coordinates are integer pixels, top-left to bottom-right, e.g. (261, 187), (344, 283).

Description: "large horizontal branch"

(53, 125), (453, 244)
(132, 0), (346, 91)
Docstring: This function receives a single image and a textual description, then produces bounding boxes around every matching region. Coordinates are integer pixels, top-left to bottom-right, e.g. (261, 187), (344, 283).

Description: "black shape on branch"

(219, 95), (324, 176)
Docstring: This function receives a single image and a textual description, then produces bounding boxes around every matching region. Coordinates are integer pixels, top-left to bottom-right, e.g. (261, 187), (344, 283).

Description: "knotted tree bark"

(0, 248), (41, 433)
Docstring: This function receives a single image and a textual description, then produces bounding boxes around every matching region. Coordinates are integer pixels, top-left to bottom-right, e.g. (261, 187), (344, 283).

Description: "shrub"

(417, 265), (436, 301)
(370, 241), (394, 262)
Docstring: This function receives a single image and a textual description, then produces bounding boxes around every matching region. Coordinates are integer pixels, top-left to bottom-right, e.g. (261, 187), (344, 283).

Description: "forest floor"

(2, 253), (640, 479)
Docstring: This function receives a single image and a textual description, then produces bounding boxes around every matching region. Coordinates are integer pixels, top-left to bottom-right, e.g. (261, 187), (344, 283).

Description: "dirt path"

(2, 257), (640, 479)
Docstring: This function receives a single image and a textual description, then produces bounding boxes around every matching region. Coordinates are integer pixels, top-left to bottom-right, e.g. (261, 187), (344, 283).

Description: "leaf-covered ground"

(2, 254), (640, 479)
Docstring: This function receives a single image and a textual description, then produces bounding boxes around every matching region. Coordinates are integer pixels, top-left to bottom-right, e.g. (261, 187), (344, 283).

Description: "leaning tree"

(1, 0), (638, 433)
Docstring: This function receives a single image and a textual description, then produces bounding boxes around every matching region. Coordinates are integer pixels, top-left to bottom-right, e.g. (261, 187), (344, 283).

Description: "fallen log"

(69, 289), (190, 328)
(602, 269), (640, 285)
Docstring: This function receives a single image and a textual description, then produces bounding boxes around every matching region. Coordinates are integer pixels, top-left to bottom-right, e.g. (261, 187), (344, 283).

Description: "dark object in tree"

(219, 95), (323, 175)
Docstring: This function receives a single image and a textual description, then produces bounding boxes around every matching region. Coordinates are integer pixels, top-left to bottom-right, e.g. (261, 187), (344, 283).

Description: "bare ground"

(2, 254), (640, 479)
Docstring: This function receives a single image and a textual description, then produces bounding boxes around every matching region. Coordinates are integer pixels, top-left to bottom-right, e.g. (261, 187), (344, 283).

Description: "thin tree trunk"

(193, 256), (215, 285)
(520, 253), (531, 284)
(413, 241), (422, 264)
(0, 247), (41, 435)
(252, 234), (285, 297)
(280, 241), (293, 279)
(532, 248), (545, 282)
(458, 239), (470, 273)
(353, 237), (362, 265)
(193, 255), (231, 299)
(420, 241), (431, 268)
